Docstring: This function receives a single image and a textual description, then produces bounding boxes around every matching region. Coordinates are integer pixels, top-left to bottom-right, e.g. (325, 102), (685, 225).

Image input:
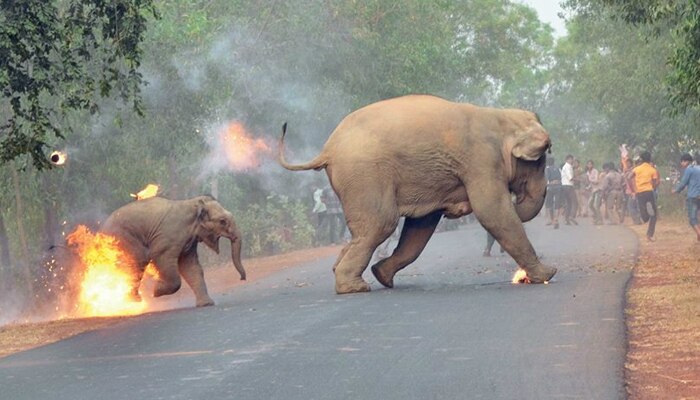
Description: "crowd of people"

(543, 146), (700, 243)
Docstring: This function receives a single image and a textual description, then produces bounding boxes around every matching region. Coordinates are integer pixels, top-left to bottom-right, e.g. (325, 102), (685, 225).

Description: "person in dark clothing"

(601, 162), (626, 224)
(673, 152), (700, 242)
(483, 230), (505, 256)
(312, 186), (328, 246)
(544, 156), (564, 229)
(322, 186), (346, 244)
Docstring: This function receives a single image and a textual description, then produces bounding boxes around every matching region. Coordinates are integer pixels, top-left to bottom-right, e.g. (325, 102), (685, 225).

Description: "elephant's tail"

(278, 122), (328, 171)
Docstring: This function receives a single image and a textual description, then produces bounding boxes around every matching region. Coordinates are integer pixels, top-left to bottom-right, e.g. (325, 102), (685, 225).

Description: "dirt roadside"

(625, 222), (700, 399)
(0, 245), (341, 359)
(1, 224), (699, 400)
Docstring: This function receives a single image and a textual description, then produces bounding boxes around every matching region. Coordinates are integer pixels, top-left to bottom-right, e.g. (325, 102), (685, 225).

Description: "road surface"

(0, 218), (637, 399)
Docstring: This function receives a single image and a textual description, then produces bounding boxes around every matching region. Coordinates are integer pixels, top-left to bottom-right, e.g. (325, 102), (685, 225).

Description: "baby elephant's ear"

(196, 198), (209, 221)
(511, 123), (551, 161)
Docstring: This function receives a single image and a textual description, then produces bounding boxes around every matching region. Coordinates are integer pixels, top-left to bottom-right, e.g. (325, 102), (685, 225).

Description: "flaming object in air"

(66, 225), (147, 317)
(217, 121), (272, 171)
(130, 184), (160, 200)
(49, 150), (68, 166)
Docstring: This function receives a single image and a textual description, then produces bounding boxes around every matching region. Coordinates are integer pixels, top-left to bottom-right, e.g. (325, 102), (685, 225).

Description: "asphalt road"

(0, 218), (638, 400)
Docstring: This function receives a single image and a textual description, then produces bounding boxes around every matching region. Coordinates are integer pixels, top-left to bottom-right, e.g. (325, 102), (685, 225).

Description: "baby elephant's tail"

(278, 122), (328, 171)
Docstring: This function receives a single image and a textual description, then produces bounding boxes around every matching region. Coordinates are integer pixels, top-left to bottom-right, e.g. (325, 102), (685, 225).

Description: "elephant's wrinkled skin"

(101, 195), (246, 307)
(279, 94), (556, 294)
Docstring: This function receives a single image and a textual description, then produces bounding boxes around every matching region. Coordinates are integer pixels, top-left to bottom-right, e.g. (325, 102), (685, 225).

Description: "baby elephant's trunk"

(230, 233), (246, 280)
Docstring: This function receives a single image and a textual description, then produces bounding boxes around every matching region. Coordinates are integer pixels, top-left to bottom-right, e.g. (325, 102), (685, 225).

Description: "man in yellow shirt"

(628, 151), (660, 241)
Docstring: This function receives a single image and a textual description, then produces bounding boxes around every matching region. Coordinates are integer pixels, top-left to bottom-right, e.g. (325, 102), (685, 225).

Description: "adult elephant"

(279, 94), (555, 294)
(101, 195), (246, 307)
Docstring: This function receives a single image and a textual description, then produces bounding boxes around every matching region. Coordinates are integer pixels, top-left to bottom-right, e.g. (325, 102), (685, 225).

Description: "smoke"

(0, 7), (358, 327)
(165, 23), (352, 195)
(0, 288), (27, 326)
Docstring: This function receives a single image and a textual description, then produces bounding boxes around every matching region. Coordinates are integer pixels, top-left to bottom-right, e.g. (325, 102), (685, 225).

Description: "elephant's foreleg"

(469, 179), (556, 283)
(371, 211), (442, 288)
(178, 250), (214, 307)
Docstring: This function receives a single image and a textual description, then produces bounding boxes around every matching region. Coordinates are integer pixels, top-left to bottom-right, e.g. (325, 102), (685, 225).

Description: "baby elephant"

(101, 195), (246, 307)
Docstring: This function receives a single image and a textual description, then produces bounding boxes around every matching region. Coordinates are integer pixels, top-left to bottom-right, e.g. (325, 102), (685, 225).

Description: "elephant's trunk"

(230, 232), (246, 280)
(511, 156), (547, 222)
(514, 190), (546, 222)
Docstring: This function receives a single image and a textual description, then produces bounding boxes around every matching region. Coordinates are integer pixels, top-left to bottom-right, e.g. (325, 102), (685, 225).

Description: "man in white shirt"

(312, 187), (327, 245)
(561, 154), (578, 225)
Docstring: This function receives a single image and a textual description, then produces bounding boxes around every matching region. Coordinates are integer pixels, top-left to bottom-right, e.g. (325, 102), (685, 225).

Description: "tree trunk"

(11, 166), (32, 287)
(41, 174), (59, 249)
(0, 212), (11, 278)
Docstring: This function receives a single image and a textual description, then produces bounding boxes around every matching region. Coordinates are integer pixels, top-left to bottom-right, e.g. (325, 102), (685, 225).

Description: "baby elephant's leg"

(178, 250), (214, 307)
(152, 253), (182, 297)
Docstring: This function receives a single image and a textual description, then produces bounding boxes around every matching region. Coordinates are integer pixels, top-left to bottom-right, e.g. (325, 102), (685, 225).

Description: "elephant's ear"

(510, 121), (551, 161)
(196, 199), (221, 253)
(196, 198), (209, 221)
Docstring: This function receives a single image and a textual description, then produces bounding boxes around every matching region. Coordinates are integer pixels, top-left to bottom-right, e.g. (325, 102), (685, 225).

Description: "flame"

(217, 121), (271, 171)
(66, 225), (147, 317)
(511, 268), (550, 284)
(130, 184), (159, 200)
(49, 150), (68, 166)
(512, 268), (531, 284)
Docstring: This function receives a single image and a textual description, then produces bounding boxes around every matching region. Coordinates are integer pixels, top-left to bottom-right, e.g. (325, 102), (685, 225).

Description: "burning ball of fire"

(49, 150), (68, 166)
(512, 268), (531, 284)
(130, 184), (159, 200)
(66, 225), (147, 317)
(511, 268), (549, 284)
(216, 121), (272, 171)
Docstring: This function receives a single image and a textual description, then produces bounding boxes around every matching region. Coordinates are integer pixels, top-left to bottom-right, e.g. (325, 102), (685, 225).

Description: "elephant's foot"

(524, 263), (557, 283)
(154, 280), (181, 297)
(335, 278), (371, 294)
(196, 297), (215, 307)
(128, 289), (142, 303)
(371, 262), (395, 288)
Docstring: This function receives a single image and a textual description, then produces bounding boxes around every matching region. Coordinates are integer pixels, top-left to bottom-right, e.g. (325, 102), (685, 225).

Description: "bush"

(236, 194), (314, 257)
(656, 181), (686, 222)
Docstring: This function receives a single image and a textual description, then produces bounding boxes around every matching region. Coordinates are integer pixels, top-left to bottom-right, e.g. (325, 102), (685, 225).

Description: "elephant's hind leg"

(371, 211), (442, 288)
(152, 253), (182, 297)
(334, 215), (398, 294)
(179, 251), (214, 307)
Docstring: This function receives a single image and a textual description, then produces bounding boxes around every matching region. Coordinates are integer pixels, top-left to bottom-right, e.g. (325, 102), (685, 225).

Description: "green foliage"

(0, 0), (158, 170)
(546, 0), (700, 163)
(0, 0), (557, 279)
(234, 194), (314, 257)
(565, 0), (700, 112)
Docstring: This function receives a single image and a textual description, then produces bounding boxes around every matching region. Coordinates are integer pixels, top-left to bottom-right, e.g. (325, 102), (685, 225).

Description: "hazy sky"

(517, 0), (567, 37)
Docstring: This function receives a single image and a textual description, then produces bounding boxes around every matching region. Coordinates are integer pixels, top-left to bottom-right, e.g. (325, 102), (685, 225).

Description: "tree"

(564, 0), (700, 112)
(0, 0), (158, 170)
(549, 0), (700, 163)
